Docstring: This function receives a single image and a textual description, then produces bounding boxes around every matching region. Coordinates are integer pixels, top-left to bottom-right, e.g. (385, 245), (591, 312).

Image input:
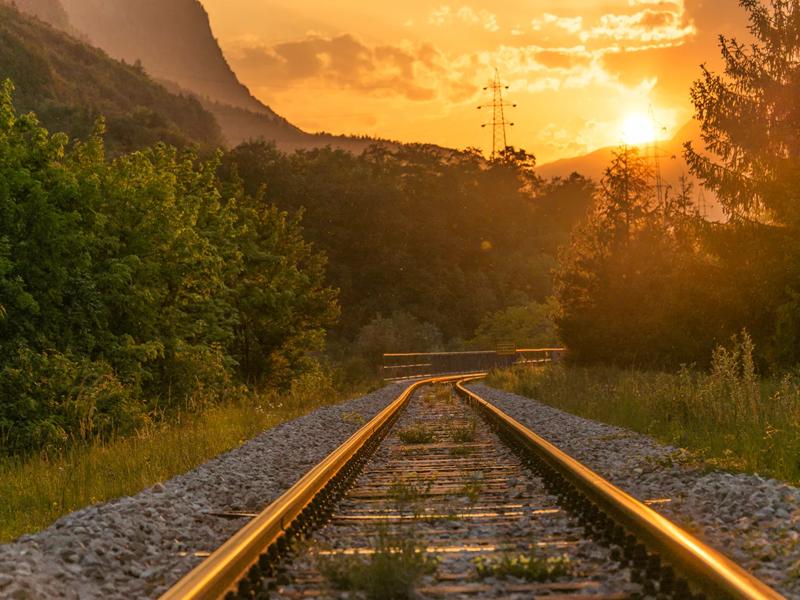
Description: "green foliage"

(397, 424), (435, 444)
(0, 84), (337, 455)
(318, 528), (437, 600)
(685, 0), (800, 225)
(0, 377), (343, 542)
(681, 0), (800, 370)
(555, 146), (717, 368)
(388, 477), (432, 507)
(474, 550), (572, 582)
(488, 332), (800, 482)
(220, 142), (592, 350)
(0, 4), (222, 153)
(467, 299), (559, 350)
(355, 311), (443, 367)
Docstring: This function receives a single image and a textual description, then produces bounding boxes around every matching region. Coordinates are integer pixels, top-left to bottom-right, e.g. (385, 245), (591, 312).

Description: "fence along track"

(161, 373), (783, 600)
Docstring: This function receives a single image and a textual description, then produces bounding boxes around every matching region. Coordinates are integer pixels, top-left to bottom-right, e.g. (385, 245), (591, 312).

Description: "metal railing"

(382, 347), (563, 381)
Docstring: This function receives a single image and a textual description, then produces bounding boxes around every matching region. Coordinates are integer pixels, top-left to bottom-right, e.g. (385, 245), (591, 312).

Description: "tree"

(555, 146), (715, 367)
(685, 0), (800, 225)
(684, 0), (800, 368)
(0, 81), (338, 453)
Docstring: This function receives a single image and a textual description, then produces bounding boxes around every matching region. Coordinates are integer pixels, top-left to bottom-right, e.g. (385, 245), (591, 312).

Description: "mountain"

(537, 120), (723, 218)
(8, 0), (71, 30)
(0, 2), (223, 153)
(538, 120), (700, 181)
(58, 0), (263, 114)
(52, 0), (378, 152)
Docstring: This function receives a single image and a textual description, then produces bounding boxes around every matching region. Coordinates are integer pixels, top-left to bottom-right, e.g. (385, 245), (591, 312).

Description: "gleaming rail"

(382, 347), (564, 381)
(161, 370), (783, 600)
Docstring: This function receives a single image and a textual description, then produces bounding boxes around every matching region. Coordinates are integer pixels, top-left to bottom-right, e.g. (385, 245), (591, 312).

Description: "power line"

(649, 105), (669, 209)
(478, 68), (516, 159)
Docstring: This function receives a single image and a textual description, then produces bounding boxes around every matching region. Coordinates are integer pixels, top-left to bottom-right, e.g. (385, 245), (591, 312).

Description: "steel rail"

(160, 373), (485, 600)
(455, 380), (784, 600)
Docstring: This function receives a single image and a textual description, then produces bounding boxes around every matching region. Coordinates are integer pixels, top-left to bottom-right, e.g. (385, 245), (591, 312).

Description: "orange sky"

(199, 1), (750, 163)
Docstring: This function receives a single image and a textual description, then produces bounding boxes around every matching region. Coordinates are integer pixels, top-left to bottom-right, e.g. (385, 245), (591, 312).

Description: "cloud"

(532, 14), (583, 34)
(228, 34), (480, 102)
(428, 5), (500, 32)
(528, 1), (695, 48)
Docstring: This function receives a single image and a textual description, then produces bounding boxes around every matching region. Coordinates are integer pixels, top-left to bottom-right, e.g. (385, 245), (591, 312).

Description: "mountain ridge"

(0, 2), (224, 153)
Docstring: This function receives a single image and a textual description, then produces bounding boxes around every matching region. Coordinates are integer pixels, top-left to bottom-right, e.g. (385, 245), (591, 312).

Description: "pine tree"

(685, 0), (800, 225)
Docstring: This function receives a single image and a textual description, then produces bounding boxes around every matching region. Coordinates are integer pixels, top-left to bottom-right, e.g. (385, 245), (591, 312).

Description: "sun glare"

(621, 113), (657, 146)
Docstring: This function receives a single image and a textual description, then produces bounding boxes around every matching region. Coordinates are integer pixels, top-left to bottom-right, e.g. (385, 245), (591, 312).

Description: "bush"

(355, 311), (443, 367)
(0, 82), (338, 455)
(467, 299), (559, 350)
(0, 349), (145, 455)
(488, 331), (800, 482)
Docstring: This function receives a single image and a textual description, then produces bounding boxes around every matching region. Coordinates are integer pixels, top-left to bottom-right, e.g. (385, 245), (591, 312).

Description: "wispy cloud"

(228, 34), (480, 102)
(428, 5), (500, 32)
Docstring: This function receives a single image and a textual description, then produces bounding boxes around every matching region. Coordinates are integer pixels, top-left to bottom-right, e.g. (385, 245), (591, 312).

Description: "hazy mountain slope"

(5, 0), (71, 29)
(538, 121), (698, 181)
(0, 3), (223, 153)
(537, 120), (722, 217)
(55, 0), (384, 152)
(59, 0), (266, 114)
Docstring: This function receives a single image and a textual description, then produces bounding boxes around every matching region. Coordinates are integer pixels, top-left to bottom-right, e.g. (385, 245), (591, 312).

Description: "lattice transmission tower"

(478, 69), (516, 159)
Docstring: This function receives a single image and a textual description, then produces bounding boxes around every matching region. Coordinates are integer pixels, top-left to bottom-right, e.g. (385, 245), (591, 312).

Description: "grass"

(429, 383), (454, 404)
(461, 471), (484, 503)
(318, 527), (437, 599)
(487, 332), (800, 483)
(474, 550), (572, 581)
(388, 477), (432, 507)
(397, 424), (436, 445)
(449, 445), (473, 457)
(0, 380), (346, 543)
(448, 418), (477, 443)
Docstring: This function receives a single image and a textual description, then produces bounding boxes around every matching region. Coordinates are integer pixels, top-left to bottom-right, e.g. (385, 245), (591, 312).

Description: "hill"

(8, 0), (71, 30)
(51, 0), (381, 152)
(0, 3), (223, 153)
(59, 0), (264, 114)
(537, 120), (723, 218)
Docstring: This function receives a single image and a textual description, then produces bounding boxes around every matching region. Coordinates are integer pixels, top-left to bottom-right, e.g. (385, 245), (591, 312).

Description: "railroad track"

(162, 375), (784, 600)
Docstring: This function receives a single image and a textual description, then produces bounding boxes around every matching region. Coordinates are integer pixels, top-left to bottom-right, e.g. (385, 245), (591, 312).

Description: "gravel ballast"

(471, 382), (800, 598)
(0, 384), (405, 599)
(3, 379), (799, 598)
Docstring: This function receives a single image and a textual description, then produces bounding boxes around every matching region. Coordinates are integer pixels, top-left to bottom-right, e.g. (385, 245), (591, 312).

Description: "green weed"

(461, 471), (484, 503)
(474, 550), (572, 581)
(341, 411), (366, 426)
(318, 528), (437, 600)
(487, 332), (800, 484)
(0, 385), (340, 542)
(388, 477), (432, 506)
(397, 424), (435, 444)
(448, 418), (477, 443)
(449, 445), (473, 457)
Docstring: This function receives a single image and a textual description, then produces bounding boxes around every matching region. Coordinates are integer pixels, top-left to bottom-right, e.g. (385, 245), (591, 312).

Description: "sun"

(621, 113), (657, 146)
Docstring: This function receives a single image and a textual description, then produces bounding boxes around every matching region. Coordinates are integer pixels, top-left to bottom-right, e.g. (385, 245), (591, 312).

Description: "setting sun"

(621, 113), (657, 147)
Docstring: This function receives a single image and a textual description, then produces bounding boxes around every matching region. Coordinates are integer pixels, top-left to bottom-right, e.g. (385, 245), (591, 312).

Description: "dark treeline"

(0, 81), (337, 454)
(557, 0), (800, 373)
(220, 144), (591, 367)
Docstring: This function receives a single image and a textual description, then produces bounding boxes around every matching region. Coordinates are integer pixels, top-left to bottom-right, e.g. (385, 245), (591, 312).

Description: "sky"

(199, 0), (751, 163)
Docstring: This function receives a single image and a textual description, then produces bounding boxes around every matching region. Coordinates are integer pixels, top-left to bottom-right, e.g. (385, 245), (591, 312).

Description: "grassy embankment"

(0, 374), (378, 543)
(487, 333), (800, 484)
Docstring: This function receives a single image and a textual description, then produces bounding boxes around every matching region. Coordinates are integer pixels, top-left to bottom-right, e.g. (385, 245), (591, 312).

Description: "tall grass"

(488, 332), (800, 483)
(0, 371), (348, 542)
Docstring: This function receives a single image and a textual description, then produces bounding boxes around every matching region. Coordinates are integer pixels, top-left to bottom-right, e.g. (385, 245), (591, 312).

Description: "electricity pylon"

(478, 69), (516, 159)
(649, 105), (668, 209)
